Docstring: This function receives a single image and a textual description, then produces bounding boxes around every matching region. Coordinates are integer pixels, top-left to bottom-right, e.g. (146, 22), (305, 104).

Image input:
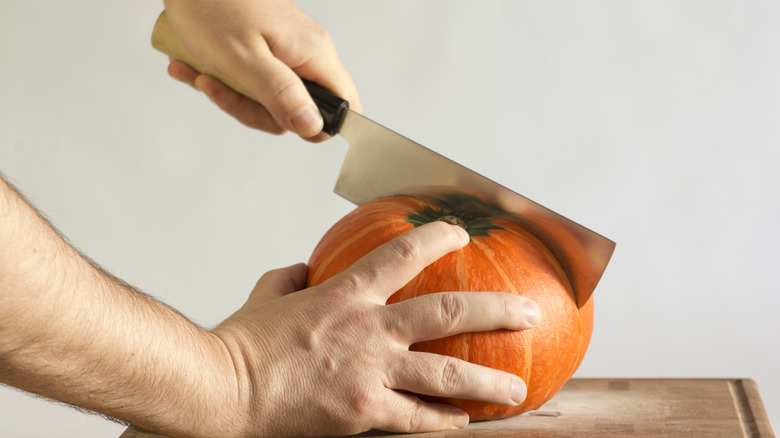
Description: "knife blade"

(151, 11), (615, 305)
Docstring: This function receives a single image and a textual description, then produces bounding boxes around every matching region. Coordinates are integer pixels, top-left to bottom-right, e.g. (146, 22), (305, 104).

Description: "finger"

(167, 59), (286, 134)
(193, 74), (285, 134)
(269, 13), (362, 116)
(237, 51), (324, 138)
(388, 351), (527, 407)
(294, 52), (362, 115)
(373, 390), (469, 432)
(300, 130), (331, 144)
(292, 58), (360, 143)
(333, 222), (469, 302)
(386, 292), (540, 345)
(237, 29), (360, 137)
(263, 7), (362, 117)
(249, 263), (308, 303)
(167, 59), (200, 87)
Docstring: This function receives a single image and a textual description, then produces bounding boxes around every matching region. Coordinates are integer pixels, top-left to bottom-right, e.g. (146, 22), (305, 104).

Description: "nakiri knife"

(151, 11), (615, 306)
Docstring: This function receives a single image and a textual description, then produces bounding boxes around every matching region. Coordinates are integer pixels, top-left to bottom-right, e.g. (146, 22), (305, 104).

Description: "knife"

(151, 11), (615, 306)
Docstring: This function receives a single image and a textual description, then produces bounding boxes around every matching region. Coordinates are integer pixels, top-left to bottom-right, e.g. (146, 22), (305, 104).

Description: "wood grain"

(119, 378), (775, 438)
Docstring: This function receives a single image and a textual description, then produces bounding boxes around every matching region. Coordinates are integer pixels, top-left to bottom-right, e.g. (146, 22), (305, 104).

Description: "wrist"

(208, 323), (272, 438)
(172, 330), (249, 438)
(118, 326), (249, 438)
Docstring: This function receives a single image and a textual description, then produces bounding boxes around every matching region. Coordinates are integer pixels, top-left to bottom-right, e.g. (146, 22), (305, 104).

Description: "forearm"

(0, 177), (240, 437)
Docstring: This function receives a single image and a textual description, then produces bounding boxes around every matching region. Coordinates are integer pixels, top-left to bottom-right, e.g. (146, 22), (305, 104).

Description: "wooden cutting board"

(119, 378), (775, 437)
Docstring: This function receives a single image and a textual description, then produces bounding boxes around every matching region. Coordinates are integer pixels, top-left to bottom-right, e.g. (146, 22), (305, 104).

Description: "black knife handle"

(303, 79), (349, 136)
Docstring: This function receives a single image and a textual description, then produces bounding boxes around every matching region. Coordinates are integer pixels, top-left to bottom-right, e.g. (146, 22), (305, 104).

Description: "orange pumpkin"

(306, 187), (593, 421)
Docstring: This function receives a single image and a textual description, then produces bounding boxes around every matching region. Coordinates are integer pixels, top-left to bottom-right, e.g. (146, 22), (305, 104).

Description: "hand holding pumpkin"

(212, 222), (540, 436)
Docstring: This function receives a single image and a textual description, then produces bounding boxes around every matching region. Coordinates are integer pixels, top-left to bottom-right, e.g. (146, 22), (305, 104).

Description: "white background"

(1, 1), (778, 436)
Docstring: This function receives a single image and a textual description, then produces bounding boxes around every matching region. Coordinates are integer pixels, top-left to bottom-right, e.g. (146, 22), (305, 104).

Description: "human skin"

(0, 175), (540, 437)
(1, 3), (539, 435)
(162, 0), (362, 141)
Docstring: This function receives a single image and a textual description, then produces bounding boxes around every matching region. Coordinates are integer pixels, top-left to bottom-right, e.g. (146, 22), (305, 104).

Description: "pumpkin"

(306, 186), (593, 421)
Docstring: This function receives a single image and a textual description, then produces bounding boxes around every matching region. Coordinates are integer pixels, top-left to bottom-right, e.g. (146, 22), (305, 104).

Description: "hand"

(213, 222), (540, 437)
(163, 0), (361, 141)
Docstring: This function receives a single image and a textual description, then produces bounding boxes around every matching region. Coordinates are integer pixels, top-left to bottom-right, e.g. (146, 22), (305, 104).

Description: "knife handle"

(300, 79), (349, 136)
(150, 11), (348, 136)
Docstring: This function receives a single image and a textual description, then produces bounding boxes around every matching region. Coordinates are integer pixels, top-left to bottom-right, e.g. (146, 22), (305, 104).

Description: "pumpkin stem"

(405, 191), (505, 238)
(437, 215), (468, 230)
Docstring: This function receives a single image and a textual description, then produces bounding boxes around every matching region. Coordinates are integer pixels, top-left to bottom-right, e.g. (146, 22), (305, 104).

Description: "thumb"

(240, 56), (324, 139)
(249, 263), (309, 304)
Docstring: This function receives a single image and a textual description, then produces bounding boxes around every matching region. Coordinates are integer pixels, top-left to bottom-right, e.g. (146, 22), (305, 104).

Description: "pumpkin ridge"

(308, 217), (399, 285)
(470, 238), (518, 295)
(455, 246), (469, 292)
(498, 220), (577, 308)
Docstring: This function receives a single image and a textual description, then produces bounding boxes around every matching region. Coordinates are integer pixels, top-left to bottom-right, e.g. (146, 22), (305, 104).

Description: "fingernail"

(291, 104), (323, 137)
(511, 378), (527, 405)
(452, 224), (469, 242)
(451, 411), (469, 429)
(523, 301), (540, 326)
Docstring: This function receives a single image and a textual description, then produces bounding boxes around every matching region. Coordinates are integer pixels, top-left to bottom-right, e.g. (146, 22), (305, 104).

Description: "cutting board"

(119, 378), (775, 437)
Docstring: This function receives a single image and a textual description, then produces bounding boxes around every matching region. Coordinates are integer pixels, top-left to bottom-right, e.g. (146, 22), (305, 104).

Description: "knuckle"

(256, 73), (304, 118)
(501, 295), (534, 329)
(348, 385), (379, 417)
(500, 294), (518, 322)
(290, 19), (334, 54)
(308, 25), (333, 49)
(438, 293), (466, 333)
(406, 398), (428, 431)
(329, 270), (370, 297)
(439, 356), (465, 393)
(388, 235), (423, 266)
(271, 77), (300, 103)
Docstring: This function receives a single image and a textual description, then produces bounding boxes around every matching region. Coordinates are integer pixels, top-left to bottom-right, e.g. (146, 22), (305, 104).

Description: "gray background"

(1, 1), (778, 436)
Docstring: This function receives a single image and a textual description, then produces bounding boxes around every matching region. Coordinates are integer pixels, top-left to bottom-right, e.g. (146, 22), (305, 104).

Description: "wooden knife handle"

(151, 11), (348, 135)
